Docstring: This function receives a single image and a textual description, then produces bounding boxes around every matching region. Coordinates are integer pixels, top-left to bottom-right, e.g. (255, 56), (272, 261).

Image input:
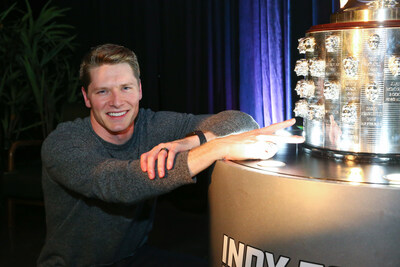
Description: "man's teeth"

(108, 111), (127, 117)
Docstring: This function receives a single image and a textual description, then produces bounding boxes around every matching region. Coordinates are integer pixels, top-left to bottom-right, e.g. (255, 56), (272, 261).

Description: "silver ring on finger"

(160, 147), (169, 153)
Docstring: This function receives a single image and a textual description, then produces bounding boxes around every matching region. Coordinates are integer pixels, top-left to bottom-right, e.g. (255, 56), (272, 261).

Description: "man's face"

(82, 63), (142, 144)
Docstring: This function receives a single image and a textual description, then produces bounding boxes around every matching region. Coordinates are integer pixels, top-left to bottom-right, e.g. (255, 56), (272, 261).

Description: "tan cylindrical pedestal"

(209, 157), (400, 267)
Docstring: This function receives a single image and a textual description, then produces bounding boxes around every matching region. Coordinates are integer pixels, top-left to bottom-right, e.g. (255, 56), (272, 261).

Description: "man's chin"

(105, 124), (133, 136)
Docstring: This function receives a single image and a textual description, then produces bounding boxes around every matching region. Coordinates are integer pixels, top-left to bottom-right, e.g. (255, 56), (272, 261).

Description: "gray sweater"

(38, 108), (258, 266)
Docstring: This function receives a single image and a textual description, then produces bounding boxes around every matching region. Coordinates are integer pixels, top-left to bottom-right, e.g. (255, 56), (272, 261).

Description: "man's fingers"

(157, 149), (168, 178)
(166, 151), (176, 170)
(262, 142), (279, 159)
(140, 153), (148, 172)
(258, 118), (296, 134)
(142, 144), (165, 179)
(146, 153), (157, 179)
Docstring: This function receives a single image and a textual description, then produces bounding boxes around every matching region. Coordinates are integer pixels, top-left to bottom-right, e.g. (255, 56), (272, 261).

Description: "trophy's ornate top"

(331, 0), (400, 22)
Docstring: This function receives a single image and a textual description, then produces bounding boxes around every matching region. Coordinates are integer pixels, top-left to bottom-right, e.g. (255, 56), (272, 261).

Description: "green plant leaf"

(1, 0), (78, 141)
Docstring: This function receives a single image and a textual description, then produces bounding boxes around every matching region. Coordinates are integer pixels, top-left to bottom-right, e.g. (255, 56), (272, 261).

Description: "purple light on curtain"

(239, 0), (288, 127)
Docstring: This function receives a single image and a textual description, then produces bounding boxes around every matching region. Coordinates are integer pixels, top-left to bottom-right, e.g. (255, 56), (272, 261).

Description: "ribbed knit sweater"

(38, 108), (258, 266)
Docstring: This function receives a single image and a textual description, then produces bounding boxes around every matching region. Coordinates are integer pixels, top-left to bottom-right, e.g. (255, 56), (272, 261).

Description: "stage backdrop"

(23, 0), (337, 127)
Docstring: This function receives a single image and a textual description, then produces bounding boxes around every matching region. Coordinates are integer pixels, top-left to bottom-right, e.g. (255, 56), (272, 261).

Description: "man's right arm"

(187, 118), (304, 177)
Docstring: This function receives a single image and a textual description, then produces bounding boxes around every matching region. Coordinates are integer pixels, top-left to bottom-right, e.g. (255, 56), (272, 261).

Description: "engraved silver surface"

(309, 59), (326, 77)
(295, 79), (315, 98)
(326, 35), (340, 53)
(297, 37), (316, 54)
(308, 104), (325, 120)
(324, 81), (340, 100)
(343, 56), (359, 77)
(294, 59), (309, 76)
(294, 1), (400, 155)
(296, 27), (400, 153)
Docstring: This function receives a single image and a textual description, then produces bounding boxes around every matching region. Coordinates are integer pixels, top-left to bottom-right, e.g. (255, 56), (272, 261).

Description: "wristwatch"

(186, 130), (207, 145)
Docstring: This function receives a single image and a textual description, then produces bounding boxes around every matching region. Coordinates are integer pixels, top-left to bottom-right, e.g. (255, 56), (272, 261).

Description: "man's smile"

(107, 111), (128, 117)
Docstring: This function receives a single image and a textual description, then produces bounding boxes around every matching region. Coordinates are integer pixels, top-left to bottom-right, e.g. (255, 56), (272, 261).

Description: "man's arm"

(141, 110), (258, 179)
(187, 119), (303, 176)
(141, 118), (304, 179)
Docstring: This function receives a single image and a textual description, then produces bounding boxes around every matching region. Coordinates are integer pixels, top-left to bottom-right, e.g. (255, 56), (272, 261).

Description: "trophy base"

(303, 143), (400, 163)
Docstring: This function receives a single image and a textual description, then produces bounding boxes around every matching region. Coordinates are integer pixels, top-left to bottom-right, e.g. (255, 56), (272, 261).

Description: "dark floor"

(0, 192), (209, 267)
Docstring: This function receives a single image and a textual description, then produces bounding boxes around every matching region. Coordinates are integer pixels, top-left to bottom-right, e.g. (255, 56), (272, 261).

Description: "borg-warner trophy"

(209, 2), (400, 266)
(293, 0), (400, 161)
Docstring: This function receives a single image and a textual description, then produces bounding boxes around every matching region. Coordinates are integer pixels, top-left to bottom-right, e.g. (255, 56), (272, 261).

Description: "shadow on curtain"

(238, 0), (289, 127)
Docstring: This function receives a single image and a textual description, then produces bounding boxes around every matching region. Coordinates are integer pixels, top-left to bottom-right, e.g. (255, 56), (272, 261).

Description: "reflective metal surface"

(235, 141), (400, 185)
(332, 0), (400, 22)
(294, 0), (400, 157)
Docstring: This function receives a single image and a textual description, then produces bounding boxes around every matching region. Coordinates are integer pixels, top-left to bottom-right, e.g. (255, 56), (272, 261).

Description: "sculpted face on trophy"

(389, 56), (400, 76)
(295, 79), (315, 98)
(325, 35), (340, 53)
(368, 34), (380, 50)
(324, 81), (340, 100)
(343, 56), (359, 77)
(341, 103), (358, 124)
(297, 37), (316, 54)
(294, 59), (309, 76)
(367, 0), (399, 8)
(365, 82), (379, 102)
(294, 99), (309, 118)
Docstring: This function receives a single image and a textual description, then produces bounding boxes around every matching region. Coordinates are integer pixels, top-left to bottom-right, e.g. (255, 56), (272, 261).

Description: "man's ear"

(81, 87), (92, 108)
(139, 82), (142, 101)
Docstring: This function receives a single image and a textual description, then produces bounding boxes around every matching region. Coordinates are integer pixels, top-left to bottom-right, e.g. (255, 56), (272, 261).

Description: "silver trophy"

(294, 0), (400, 159)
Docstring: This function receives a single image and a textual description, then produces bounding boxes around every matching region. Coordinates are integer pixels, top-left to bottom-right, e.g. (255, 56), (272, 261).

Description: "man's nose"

(109, 91), (123, 107)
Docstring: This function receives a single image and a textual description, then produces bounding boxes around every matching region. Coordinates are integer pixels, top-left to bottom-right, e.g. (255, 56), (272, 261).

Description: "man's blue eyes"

(96, 87), (131, 94)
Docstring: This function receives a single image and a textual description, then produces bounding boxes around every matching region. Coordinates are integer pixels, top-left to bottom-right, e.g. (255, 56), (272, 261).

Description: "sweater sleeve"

(195, 110), (259, 136)
(42, 131), (195, 204)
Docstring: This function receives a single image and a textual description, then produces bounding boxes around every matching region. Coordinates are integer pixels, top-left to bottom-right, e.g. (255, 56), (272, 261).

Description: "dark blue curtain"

(204, 0), (290, 126)
(238, 0), (289, 127)
(236, 0), (338, 127)
(41, 0), (338, 125)
(205, 0), (239, 113)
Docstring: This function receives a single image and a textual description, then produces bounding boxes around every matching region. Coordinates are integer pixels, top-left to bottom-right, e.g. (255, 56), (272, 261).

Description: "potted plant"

(0, 0), (79, 153)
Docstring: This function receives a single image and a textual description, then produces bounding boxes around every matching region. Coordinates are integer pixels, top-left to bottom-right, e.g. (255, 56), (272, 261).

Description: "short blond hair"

(79, 44), (140, 91)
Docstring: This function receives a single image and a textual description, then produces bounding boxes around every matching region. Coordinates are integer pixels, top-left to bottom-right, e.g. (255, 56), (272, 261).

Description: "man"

(38, 44), (304, 266)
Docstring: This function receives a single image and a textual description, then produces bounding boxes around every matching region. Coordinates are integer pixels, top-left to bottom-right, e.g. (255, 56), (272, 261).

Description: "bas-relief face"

(82, 63), (142, 144)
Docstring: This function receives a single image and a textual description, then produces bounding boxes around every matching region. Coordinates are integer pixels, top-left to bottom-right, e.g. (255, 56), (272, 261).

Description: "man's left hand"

(140, 135), (200, 179)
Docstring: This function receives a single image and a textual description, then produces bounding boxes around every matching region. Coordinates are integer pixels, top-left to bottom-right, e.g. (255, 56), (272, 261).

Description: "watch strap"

(186, 130), (207, 145)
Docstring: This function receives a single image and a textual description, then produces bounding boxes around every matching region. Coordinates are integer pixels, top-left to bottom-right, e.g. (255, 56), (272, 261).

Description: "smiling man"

(82, 62), (142, 144)
(38, 44), (304, 266)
